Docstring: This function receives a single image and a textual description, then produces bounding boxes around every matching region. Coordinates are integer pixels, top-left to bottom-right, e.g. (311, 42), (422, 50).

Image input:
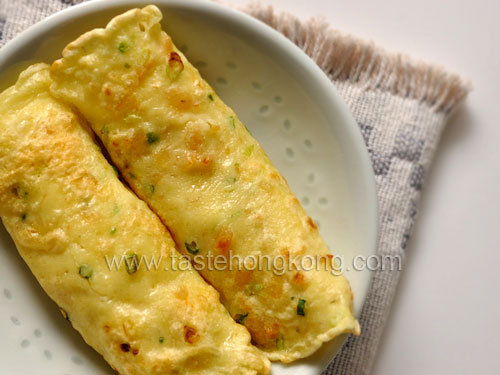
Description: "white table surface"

(229, 0), (500, 373)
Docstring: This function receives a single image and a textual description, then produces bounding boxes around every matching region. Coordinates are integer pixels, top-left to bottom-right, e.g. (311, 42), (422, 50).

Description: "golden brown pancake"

(0, 63), (270, 375)
(50, 6), (360, 362)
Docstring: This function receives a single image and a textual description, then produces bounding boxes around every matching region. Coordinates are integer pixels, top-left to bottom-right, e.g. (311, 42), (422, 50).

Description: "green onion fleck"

(148, 184), (155, 193)
(276, 337), (285, 350)
(229, 116), (236, 129)
(159, 336), (165, 344)
(124, 62), (131, 69)
(185, 241), (199, 255)
(146, 132), (159, 144)
(236, 312), (248, 324)
(79, 264), (93, 279)
(126, 253), (139, 275)
(244, 145), (254, 157)
(244, 283), (263, 296)
(297, 299), (306, 316)
(100, 125), (109, 135)
(13, 186), (29, 200)
(110, 227), (117, 235)
(249, 283), (264, 295)
(230, 210), (242, 219)
(118, 41), (130, 53)
(208, 94), (214, 101)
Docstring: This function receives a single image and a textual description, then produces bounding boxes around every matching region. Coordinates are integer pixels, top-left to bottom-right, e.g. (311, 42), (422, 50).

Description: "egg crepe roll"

(50, 6), (360, 362)
(0, 64), (270, 375)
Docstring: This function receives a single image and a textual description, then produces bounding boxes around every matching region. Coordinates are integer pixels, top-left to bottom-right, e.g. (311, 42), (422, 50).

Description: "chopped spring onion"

(79, 264), (93, 279)
(297, 299), (306, 316)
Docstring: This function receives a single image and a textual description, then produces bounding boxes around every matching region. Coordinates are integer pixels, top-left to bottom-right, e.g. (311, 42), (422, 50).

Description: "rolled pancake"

(0, 64), (270, 375)
(50, 6), (360, 362)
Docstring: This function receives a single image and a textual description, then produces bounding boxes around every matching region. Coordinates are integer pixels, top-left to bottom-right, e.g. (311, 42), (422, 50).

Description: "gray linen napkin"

(239, 5), (469, 375)
(0, 1), (470, 374)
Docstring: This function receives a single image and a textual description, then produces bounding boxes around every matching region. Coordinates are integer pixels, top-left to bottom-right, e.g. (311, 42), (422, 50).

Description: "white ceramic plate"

(0, 1), (378, 374)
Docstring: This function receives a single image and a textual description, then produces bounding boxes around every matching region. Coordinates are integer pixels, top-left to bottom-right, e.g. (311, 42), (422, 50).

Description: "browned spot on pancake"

(184, 326), (200, 344)
(293, 271), (305, 285)
(115, 94), (138, 113)
(247, 318), (280, 346)
(184, 151), (213, 171)
(208, 123), (220, 133)
(175, 286), (188, 301)
(267, 323), (280, 340)
(320, 254), (333, 265)
(235, 269), (253, 288)
(185, 126), (204, 151)
(280, 248), (290, 260)
(215, 229), (233, 255)
(168, 52), (183, 71)
(307, 217), (317, 230)
(263, 276), (285, 301)
(269, 171), (282, 182)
